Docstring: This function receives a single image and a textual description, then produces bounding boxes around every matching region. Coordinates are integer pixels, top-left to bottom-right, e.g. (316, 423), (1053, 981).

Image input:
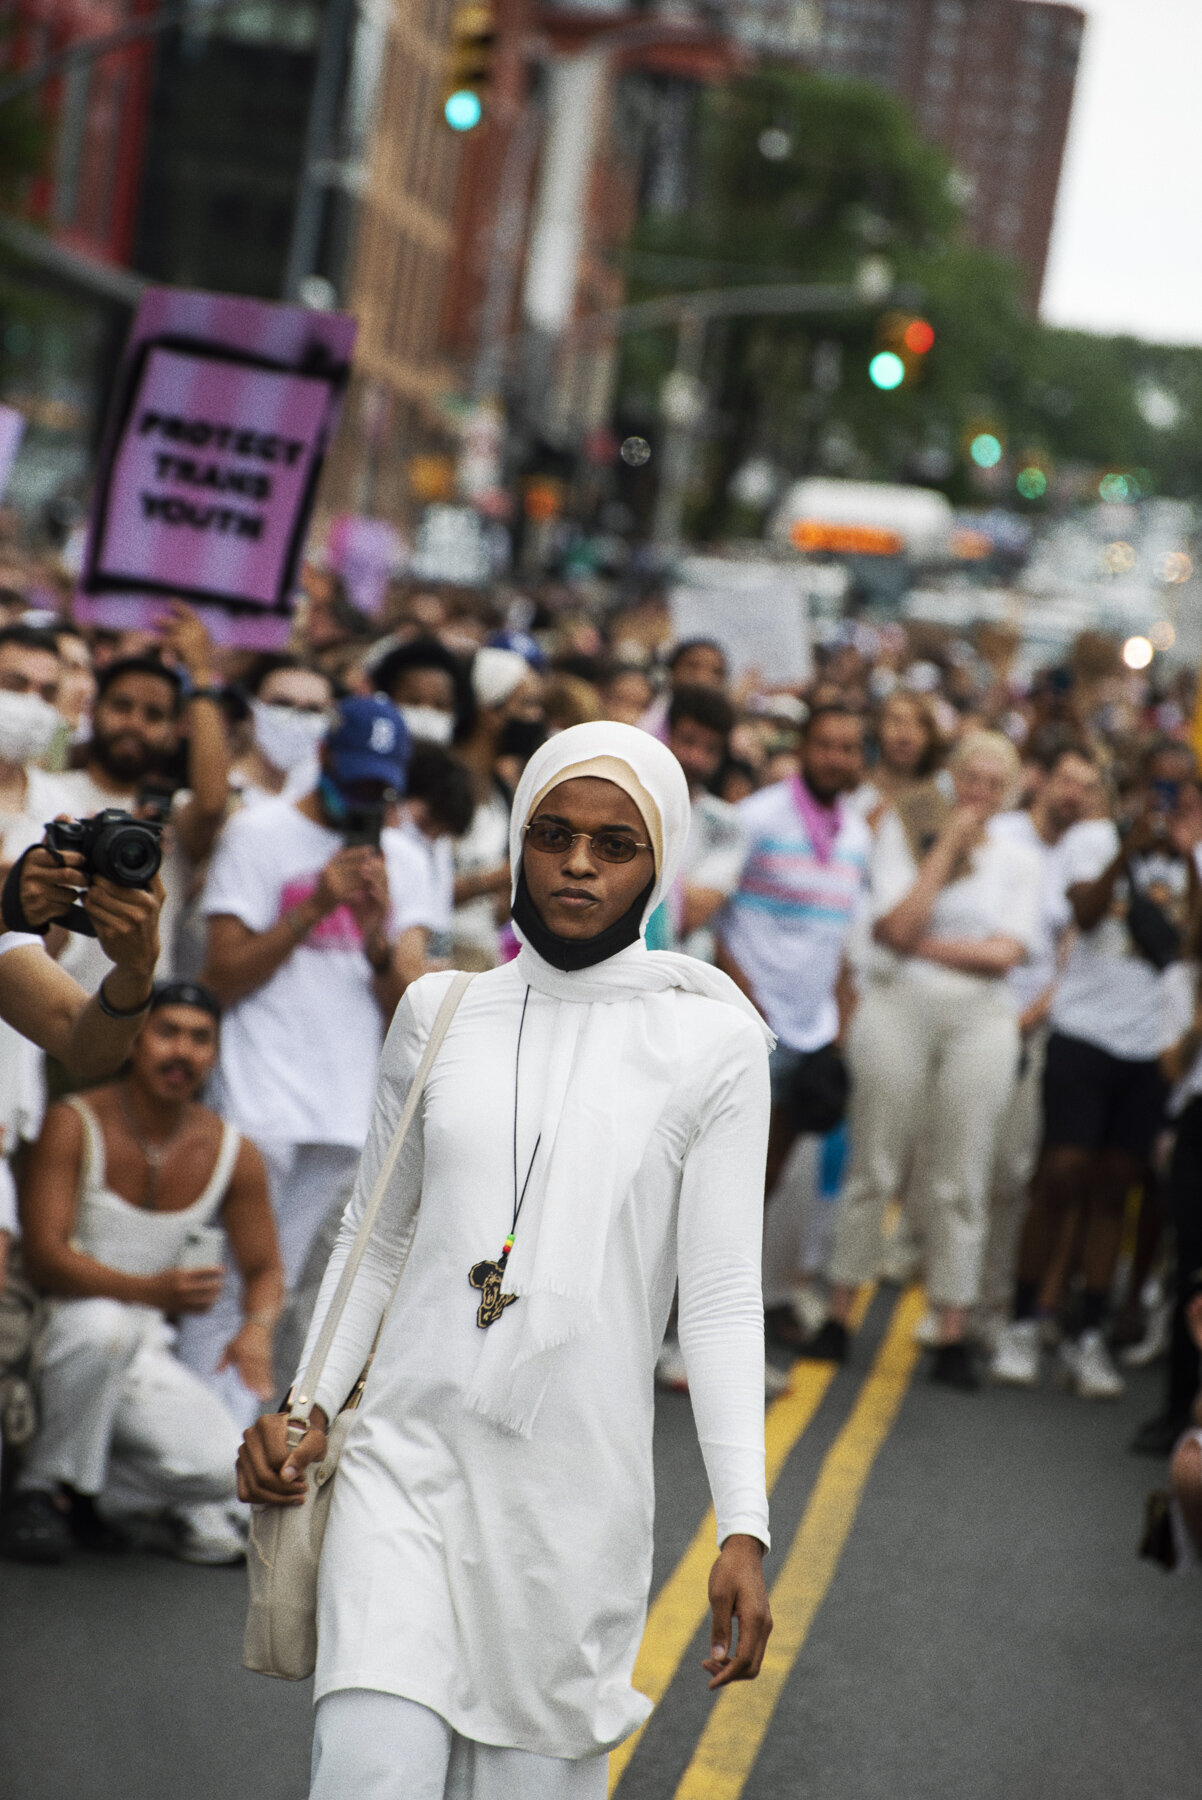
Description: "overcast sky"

(1040, 0), (1202, 344)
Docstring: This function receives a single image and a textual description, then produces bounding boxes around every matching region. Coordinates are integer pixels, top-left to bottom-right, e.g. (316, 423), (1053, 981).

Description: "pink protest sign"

(79, 288), (356, 647)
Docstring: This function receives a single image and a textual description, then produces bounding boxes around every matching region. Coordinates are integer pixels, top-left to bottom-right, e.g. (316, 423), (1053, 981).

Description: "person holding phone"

(0, 981), (281, 1566)
(196, 698), (439, 1425)
(996, 741), (1202, 1399)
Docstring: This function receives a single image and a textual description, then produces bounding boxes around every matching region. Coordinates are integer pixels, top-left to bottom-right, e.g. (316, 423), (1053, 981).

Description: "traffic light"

(868, 312), (935, 388)
(444, 4), (495, 131)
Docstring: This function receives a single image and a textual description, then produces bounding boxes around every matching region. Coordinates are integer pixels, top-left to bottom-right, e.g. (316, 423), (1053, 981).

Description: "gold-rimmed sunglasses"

(523, 820), (652, 865)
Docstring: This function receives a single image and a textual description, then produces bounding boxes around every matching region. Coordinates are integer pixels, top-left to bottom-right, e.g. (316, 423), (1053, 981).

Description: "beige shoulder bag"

(243, 971), (474, 1681)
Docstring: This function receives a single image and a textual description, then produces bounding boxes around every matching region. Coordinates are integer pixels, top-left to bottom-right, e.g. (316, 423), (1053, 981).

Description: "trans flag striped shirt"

(721, 778), (871, 1051)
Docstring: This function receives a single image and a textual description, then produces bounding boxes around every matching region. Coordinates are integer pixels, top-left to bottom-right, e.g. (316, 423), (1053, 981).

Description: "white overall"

(21, 1099), (245, 1514)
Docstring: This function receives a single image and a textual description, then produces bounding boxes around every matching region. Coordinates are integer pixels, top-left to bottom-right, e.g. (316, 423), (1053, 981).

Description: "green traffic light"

(445, 89), (483, 130)
(869, 351), (905, 391)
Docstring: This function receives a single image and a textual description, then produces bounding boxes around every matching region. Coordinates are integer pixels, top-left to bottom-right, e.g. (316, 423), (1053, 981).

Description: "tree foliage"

(615, 66), (1202, 533)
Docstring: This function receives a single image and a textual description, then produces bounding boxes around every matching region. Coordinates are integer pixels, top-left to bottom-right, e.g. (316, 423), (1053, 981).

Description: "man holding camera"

(47, 606), (231, 986)
(193, 697), (433, 1422)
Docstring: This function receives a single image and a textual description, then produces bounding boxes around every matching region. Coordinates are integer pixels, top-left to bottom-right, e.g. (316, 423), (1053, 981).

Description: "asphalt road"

(2, 1287), (1198, 1800)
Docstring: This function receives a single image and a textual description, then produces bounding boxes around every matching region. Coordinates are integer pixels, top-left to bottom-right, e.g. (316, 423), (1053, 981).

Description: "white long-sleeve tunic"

(297, 963), (770, 1759)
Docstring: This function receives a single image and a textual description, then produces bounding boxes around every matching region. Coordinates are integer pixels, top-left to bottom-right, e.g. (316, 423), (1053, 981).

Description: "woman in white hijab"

(239, 722), (775, 1800)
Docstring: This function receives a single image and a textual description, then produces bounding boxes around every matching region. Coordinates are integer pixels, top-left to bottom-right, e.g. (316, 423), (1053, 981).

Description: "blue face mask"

(317, 771), (350, 827)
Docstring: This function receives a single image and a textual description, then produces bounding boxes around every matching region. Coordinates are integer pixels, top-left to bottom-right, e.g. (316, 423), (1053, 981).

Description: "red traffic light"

(903, 318), (935, 355)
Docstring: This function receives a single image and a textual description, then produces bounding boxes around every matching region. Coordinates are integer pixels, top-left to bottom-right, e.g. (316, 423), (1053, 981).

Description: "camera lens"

(92, 816), (163, 887)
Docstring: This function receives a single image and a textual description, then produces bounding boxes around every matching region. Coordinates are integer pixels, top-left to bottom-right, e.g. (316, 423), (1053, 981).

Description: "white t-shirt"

(990, 810), (1074, 1016)
(201, 799), (434, 1147)
(721, 780), (871, 1051)
(1051, 818), (1189, 1061)
(1162, 961), (1202, 1115)
(673, 792), (748, 964)
(866, 810), (1042, 998)
(394, 817), (455, 960)
(452, 787), (510, 961)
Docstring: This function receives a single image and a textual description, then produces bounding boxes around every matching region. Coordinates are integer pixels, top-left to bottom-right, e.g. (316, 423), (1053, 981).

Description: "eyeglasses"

(523, 820), (651, 865)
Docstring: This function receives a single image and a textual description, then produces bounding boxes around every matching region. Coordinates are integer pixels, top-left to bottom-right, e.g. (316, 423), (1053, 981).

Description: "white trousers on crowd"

(829, 975), (1020, 1309)
(976, 1025), (1048, 1318)
(20, 1299), (240, 1512)
(176, 1140), (359, 1429)
(310, 1691), (609, 1800)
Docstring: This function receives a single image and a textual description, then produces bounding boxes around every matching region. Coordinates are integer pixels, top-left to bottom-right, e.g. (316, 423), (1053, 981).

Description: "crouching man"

(1, 982), (282, 1565)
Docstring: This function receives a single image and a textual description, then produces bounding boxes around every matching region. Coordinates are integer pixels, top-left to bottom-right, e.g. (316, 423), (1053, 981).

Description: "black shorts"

(1041, 1030), (1168, 1162)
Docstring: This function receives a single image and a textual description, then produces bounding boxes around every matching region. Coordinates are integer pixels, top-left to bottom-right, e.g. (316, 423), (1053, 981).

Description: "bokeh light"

(1103, 540), (1136, 574)
(758, 127), (792, 161)
(1149, 620), (1177, 652)
(444, 90), (483, 130)
(970, 433), (1003, 469)
(1099, 472), (1133, 502)
(869, 351), (906, 390)
(903, 319), (935, 355)
(1157, 551), (1193, 584)
(619, 436), (651, 467)
(1016, 466), (1047, 499)
(1121, 635), (1154, 670)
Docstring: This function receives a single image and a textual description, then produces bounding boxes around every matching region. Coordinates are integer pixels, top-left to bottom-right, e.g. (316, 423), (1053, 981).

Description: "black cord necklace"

(469, 985), (541, 1328)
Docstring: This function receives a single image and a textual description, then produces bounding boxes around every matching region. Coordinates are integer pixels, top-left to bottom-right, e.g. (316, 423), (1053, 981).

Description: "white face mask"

(251, 699), (330, 774)
(0, 689), (61, 765)
(399, 704), (455, 746)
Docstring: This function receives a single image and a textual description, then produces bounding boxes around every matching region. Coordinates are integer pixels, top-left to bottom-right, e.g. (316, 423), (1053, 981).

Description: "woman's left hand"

(703, 1534), (772, 1688)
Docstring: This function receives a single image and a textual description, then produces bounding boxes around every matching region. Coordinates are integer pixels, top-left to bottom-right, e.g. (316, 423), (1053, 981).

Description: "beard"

(90, 731), (152, 783)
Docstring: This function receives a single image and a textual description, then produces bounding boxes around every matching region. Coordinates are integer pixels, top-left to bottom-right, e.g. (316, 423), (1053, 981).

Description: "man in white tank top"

(0, 983), (283, 1567)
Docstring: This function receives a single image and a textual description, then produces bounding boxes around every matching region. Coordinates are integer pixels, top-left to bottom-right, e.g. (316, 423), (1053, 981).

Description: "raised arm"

(873, 807), (983, 953)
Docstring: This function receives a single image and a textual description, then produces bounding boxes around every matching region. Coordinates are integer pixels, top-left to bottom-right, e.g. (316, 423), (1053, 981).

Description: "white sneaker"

(913, 1309), (941, 1349)
(170, 1501), (247, 1565)
(1121, 1300), (1172, 1368)
(655, 1336), (689, 1393)
(1061, 1330), (1125, 1400)
(989, 1319), (1041, 1387)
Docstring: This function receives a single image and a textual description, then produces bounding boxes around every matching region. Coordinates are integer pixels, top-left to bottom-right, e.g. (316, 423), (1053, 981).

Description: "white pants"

(310, 1691), (609, 1800)
(976, 1025), (1047, 1317)
(829, 976), (1020, 1309)
(176, 1140), (359, 1428)
(21, 1298), (240, 1513)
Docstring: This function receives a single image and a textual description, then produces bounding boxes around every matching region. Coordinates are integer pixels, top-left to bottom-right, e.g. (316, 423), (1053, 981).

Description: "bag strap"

(287, 971), (474, 1441)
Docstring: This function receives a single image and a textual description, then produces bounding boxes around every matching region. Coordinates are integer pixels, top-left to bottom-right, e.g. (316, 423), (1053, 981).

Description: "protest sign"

(77, 288), (356, 647)
(327, 514), (407, 618)
(669, 556), (812, 686)
(0, 405), (25, 503)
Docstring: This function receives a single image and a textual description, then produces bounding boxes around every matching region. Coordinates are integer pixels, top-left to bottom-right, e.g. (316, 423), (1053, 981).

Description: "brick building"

(808, 0), (1086, 302)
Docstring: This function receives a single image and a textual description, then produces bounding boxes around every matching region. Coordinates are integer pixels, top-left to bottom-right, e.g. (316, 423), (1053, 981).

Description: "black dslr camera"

(43, 809), (163, 935)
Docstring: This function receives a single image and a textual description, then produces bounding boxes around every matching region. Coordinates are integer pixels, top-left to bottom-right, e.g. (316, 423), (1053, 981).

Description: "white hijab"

(466, 721), (772, 1437)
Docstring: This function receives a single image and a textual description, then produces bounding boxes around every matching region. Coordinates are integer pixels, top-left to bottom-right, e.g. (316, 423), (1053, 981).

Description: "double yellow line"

(611, 1285), (924, 1797)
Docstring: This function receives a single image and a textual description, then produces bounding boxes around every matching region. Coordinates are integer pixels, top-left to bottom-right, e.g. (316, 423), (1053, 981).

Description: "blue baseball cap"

(324, 696), (410, 791)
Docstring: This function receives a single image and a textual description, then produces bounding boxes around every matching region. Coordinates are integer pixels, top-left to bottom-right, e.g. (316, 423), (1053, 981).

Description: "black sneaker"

(931, 1340), (979, 1391)
(0, 1490), (74, 1565)
(795, 1320), (850, 1364)
(64, 1489), (131, 1554)
(765, 1305), (810, 1350)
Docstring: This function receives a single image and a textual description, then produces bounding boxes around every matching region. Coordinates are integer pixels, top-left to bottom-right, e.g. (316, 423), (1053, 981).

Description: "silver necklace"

(117, 1083), (191, 1211)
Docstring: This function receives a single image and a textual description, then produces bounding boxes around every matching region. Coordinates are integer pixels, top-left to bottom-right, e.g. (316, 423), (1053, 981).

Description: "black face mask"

(511, 863), (654, 972)
(497, 716), (547, 762)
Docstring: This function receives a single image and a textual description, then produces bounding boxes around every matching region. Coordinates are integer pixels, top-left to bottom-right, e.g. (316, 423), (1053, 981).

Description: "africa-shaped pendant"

(469, 1259), (519, 1328)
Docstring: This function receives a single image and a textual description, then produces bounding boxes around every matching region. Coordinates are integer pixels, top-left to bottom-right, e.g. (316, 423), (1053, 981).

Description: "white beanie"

(471, 646), (529, 710)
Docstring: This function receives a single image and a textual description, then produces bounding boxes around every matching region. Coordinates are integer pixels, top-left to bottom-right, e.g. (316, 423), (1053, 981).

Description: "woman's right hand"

(938, 804), (987, 858)
(236, 1409), (329, 1506)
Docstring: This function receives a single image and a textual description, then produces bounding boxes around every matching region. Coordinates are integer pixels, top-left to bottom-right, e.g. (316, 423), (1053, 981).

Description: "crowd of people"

(0, 547), (1199, 1572)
